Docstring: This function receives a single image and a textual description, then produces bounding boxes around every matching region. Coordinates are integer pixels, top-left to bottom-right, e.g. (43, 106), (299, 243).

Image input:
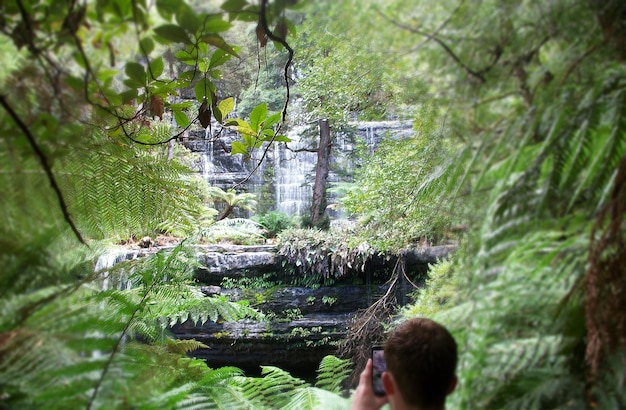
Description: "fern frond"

(315, 355), (352, 393)
(283, 387), (350, 410)
(199, 218), (265, 243)
(58, 137), (204, 239)
(234, 366), (308, 409)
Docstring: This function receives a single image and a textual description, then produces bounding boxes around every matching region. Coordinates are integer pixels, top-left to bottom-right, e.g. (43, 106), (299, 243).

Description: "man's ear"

(447, 375), (458, 395)
(382, 371), (395, 395)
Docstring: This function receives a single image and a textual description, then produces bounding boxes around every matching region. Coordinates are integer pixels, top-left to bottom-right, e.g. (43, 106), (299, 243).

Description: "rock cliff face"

(166, 244), (456, 376)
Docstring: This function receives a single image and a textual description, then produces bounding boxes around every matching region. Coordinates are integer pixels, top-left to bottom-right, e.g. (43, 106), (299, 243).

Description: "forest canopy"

(1, 0), (626, 409)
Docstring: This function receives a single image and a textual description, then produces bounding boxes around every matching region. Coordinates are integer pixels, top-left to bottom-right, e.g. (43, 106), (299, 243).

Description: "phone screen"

(371, 345), (387, 396)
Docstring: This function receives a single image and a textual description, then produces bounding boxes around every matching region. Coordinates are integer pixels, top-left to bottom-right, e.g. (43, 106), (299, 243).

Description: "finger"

(360, 358), (373, 382)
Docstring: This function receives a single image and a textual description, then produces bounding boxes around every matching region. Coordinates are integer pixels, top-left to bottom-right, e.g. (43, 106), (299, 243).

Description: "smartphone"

(371, 344), (387, 396)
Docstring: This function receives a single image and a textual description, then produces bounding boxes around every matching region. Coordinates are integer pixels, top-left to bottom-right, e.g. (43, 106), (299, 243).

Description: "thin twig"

(374, 6), (485, 83)
(259, 0), (294, 123)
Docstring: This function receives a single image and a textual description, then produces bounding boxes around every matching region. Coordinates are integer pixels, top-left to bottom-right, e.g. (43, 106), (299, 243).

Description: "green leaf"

(148, 57), (164, 79)
(221, 0), (247, 12)
(119, 89), (138, 103)
(168, 102), (193, 111)
(178, 70), (197, 82)
(176, 4), (201, 34)
(175, 49), (198, 64)
(285, 18), (298, 36)
(261, 129), (275, 139)
(219, 97), (235, 119)
(249, 103), (268, 132)
(139, 37), (155, 55)
(204, 16), (233, 33)
(65, 75), (83, 90)
(224, 118), (245, 127)
(203, 34), (239, 57)
(209, 69), (222, 79)
(194, 78), (215, 103)
(235, 7), (259, 22)
(237, 122), (256, 137)
(273, 40), (284, 52)
(242, 134), (254, 147)
(231, 141), (248, 155)
(274, 135), (292, 143)
(209, 49), (233, 69)
(125, 62), (146, 85)
(264, 111), (282, 129)
(173, 110), (190, 128)
(155, 0), (183, 20)
(154, 24), (191, 45)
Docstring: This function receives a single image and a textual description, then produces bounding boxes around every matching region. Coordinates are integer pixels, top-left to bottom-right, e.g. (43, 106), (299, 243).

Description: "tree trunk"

(310, 119), (332, 228)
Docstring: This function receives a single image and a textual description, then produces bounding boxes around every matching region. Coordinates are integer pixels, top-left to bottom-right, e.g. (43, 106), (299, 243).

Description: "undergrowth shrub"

(277, 227), (377, 287)
(254, 211), (294, 238)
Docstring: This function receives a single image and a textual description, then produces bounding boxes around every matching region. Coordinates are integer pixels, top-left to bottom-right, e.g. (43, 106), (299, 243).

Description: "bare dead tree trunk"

(310, 119), (332, 228)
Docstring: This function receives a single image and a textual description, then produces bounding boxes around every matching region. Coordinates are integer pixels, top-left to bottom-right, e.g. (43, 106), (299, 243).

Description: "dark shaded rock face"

(170, 284), (390, 376)
(170, 244), (456, 376)
(171, 313), (352, 377)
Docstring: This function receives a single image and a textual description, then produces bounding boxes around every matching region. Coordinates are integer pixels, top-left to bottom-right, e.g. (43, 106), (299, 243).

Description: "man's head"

(383, 318), (458, 409)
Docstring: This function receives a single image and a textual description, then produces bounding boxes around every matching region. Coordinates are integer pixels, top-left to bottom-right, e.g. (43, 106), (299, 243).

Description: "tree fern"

(314, 355), (352, 394)
(227, 356), (352, 410)
(282, 387), (350, 410)
(198, 218), (266, 244)
(58, 137), (204, 240)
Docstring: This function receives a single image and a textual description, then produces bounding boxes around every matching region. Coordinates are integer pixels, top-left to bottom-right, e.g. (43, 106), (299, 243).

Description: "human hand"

(349, 358), (389, 410)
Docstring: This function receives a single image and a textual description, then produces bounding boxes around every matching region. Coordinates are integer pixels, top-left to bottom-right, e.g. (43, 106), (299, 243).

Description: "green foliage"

(255, 211), (294, 238)
(315, 355), (352, 394)
(256, 163), (277, 213)
(231, 356), (352, 410)
(322, 296), (338, 307)
(401, 259), (460, 319)
(225, 104), (291, 156)
(206, 186), (258, 220)
(342, 108), (458, 250)
(199, 218), (267, 245)
(277, 227), (377, 286)
(300, 212), (331, 231)
(221, 273), (279, 290)
(293, 0), (394, 124)
(0, 1), (354, 409)
(380, 0), (626, 408)
(237, 70), (288, 118)
(0, 241), (261, 409)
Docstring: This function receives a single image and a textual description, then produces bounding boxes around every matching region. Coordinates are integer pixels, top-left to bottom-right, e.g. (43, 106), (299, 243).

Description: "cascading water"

(200, 140), (215, 184)
(180, 120), (414, 217)
(94, 249), (140, 291)
(274, 125), (317, 215)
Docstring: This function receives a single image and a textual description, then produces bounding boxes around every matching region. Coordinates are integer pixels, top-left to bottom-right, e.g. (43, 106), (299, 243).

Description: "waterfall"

(200, 143), (215, 183)
(95, 249), (139, 291)
(274, 126), (316, 215)
(180, 120), (414, 217)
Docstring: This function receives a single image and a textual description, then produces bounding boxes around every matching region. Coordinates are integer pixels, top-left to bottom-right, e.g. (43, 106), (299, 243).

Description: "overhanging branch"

(375, 7), (486, 83)
(259, 0), (294, 124)
(0, 95), (87, 246)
